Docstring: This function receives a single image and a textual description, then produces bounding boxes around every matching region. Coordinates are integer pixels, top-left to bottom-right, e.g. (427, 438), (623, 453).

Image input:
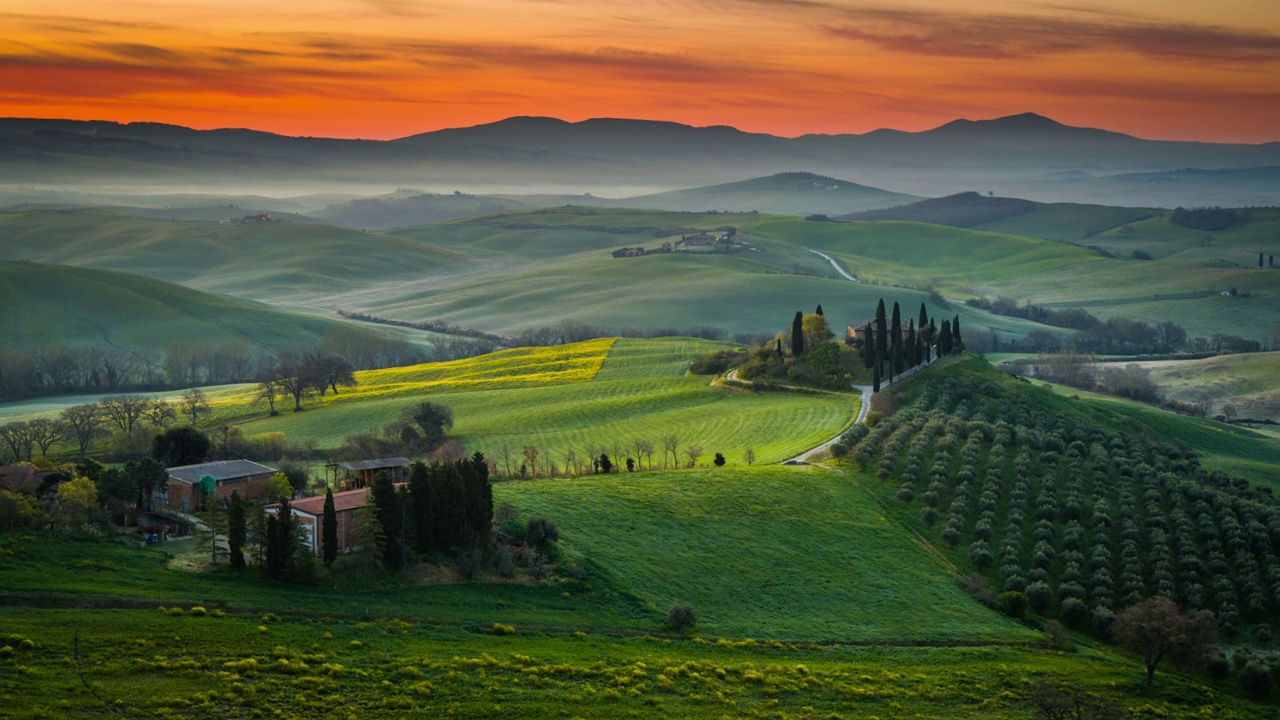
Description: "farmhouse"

(271, 488), (370, 557)
(680, 232), (720, 246)
(165, 459), (275, 511)
(846, 320), (910, 339)
(334, 457), (412, 490)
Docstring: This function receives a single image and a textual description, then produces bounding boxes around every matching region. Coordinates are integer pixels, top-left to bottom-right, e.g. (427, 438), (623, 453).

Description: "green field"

(226, 338), (858, 465)
(622, 171), (919, 215)
(1134, 352), (1280, 422)
(0, 261), (375, 352)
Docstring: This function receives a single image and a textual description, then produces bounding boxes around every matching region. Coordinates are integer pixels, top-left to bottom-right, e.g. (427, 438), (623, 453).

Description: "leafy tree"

(1113, 596), (1217, 686)
(1239, 660), (1272, 697)
(743, 448), (756, 465)
(152, 427), (211, 467)
(55, 476), (97, 526)
(872, 361), (881, 393)
(522, 444), (540, 478)
(598, 453), (613, 474)
(918, 302), (929, 337)
(802, 313), (833, 351)
(713, 452), (726, 467)
(667, 603), (697, 632)
(320, 487), (338, 567)
(790, 310), (804, 357)
(525, 516), (560, 547)
(407, 401), (453, 451)
(685, 444), (704, 468)
(228, 490), (247, 568)
(305, 355), (356, 396)
(861, 324), (876, 370)
(96, 467), (136, 507)
(998, 591), (1029, 619)
(59, 404), (103, 458)
(124, 458), (168, 508)
(265, 500), (295, 580)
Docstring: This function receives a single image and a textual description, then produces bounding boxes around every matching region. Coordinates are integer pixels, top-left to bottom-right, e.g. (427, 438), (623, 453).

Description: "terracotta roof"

(286, 488), (371, 516)
(168, 459), (274, 485)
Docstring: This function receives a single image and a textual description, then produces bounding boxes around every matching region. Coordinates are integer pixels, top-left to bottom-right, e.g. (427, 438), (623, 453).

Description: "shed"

(271, 488), (371, 557)
(336, 457), (413, 489)
(166, 459), (275, 511)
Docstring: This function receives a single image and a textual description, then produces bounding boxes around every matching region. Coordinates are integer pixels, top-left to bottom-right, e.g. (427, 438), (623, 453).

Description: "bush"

(493, 546), (516, 578)
(1206, 653), (1231, 683)
(1059, 597), (1090, 628)
(525, 516), (560, 547)
(1044, 620), (1074, 652)
(958, 573), (996, 608)
(667, 603), (697, 633)
(454, 550), (482, 580)
(997, 591), (1029, 619)
(1026, 581), (1053, 614)
(1240, 661), (1272, 697)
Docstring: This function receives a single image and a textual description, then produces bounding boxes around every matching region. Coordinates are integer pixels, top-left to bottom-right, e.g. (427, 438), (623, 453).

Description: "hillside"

(0, 261), (364, 352)
(0, 208), (466, 302)
(1133, 352), (1280, 425)
(623, 172), (919, 215)
(315, 192), (534, 229)
(842, 192), (1038, 227)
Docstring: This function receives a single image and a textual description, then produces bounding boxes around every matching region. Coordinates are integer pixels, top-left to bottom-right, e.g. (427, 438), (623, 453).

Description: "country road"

(806, 248), (857, 282)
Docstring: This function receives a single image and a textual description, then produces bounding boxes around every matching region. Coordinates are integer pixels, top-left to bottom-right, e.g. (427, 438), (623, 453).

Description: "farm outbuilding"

(271, 488), (370, 557)
(165, 459), (275, 511)
(332, 457), (413, 489)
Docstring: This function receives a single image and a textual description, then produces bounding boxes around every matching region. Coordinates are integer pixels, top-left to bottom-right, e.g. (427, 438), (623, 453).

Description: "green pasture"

(622, 172), (918, 215)
(977, 202), (1156, 241)
(6, 606), (1265, 719)
(500, 465), (1031, 642)
(0, 209), (465, 301)
(229, 338), (857, 464)
(0, 261), (361, 352)
(1135, 352), (1280, 419)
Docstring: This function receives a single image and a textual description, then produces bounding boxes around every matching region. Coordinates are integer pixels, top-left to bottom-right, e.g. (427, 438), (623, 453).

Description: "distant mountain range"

(2, 113), (1278, 206)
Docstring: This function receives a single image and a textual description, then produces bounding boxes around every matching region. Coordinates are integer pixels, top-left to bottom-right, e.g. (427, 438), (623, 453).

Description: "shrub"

(454, 550), (482, 580)
(525, 516), (560, 547)
(1059, 597), (1090, 628)
(493, 546), (516, 578)
(667, 604), (697, 633)
(1044, 620), (1074, 652)
(998, 591), (1029, 619)
(1239, 661), (1272, 697)
(491, 623), (516, 636)
(189, 606), (207, 616)
(1206, 653), (1230, 684)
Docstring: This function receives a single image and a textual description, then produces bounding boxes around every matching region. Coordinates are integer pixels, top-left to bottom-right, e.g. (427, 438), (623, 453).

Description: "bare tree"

(564, 448), (578, 476)
(143, 399), (176, 428)
(25, 418), (64, 458)
(60, 404), (103, 458)
(521, 444), (540, 478)
(99, 394), (152, 434)
(0, 422), (34, 462)
(255, 379), (280, 416)
(633, 438), (654, 471)
(684, 444), (704, 468)
(743, 448), (756, 466)
(664, 434), (679, 469)
(180, 388), (211, 426)
(1027, 681), (1121, 720)
(496, 443), (514, 478)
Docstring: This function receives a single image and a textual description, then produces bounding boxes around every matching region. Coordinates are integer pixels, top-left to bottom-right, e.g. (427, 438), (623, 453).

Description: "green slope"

(0, 261), (365, 351)
(1134, 351), (1280, 421)
(624, 172), (919, 215)
(0, 208), (465, 301)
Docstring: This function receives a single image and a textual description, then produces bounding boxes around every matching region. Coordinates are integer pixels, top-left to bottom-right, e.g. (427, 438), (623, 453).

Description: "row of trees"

(489, 436), (739, 479)
(853, 300), (960, 391)
(255, 353), (357, 414)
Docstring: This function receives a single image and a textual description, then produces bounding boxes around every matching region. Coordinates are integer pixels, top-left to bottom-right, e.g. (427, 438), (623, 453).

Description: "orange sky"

(3, 1), (1279, 142)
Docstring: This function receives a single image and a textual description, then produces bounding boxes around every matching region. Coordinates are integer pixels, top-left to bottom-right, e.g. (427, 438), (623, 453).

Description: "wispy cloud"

(823, 7), (1280, 62)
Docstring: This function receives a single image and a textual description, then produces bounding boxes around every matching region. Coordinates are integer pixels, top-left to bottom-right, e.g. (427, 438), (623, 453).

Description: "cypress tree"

(815, 304), (824, 316)
(1270, 255), (1275, 267)
(322, 488), (337, 566)
(266, 499), (294, 580)
(891, 302), (904, 377)
(952, 315), (963, 347)
(907, 319), (917, 367)
(939, 320), (953, 356)
(872, 360), (881, 393)
(862, 324), (876, 370)
(228, 490), (246, 569)
(1261, 252), (1266, 268)
(874, 299), (888, 376)
(918, 302), (929, 336)
(791, 311), (804, 357)
(371, 471), (406, 569)
(470, 452), (492, 550)
(409, 462), (432, 553)
(775, 338), (783, 359)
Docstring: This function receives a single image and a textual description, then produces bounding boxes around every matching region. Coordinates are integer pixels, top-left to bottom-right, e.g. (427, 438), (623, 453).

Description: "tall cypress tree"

(408, 462), (431, 553)
(322, 488), (338, 567)
(874, 299), (888, 376)
(872, 359), (881, 393)
(939, 320), (953, 356)
(918, 302), (929, 336)
(815, 304), (824, 316)
(862, 324), (876, 370)
(907, 319), (918, 367)
(228, 490), (246, 568)
(371, 471), (406, 569)
(774, 338), (783, 359)
(1262, 252), (1266, 268)
(952, 315), (963, 349)
(266, 499), (294, 580)
(791, 311), (804, 357)
(890, 302), (904, 377)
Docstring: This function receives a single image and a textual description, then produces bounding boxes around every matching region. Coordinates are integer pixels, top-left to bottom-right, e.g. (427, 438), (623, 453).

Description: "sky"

(3, 0), (1279, 142)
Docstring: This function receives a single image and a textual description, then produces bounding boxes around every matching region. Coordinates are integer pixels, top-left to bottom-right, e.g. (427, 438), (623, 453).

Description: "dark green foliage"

(667, 603), (697, 632)
(938, 320), (953, 355)
(1026, 581), (1053, 614)
(151, 427), (210, 467)
(455, 549), (483, 580)
(407, 401), (454, 452)
(815, 304), (824, 316)
(688, 349), (746, 375)
(492, 545), (516, 578)
(713, 452), (726, 467)
(952, 315), (962, 348)
(404, 455), (493, 557)
(228, 490), (246, 569)
(1206, 653), (1230, 683)
(322, 488), (337, 567)
(1239, 661), (1272, 697)
(371, 471), (407, 570)
(598, 453), (613, 474)
(1170, 206), (1237, 231)
(123, 458), (167, 507)
(874, 299), (887, 375)
(525, 516), (560, 548)
(96, 467), (136, 506)
(891, 302), (904, 377)
(265, 499), (294, 581)
(791, 310), (804, 357)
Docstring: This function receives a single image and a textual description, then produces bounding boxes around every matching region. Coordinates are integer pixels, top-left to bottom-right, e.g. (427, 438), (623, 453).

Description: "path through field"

(806, 247), (857, 282)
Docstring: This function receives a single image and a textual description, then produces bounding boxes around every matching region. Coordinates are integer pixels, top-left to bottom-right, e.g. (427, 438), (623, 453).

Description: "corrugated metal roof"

(338, 457), (413, 472)
(168, 459), (275, 485)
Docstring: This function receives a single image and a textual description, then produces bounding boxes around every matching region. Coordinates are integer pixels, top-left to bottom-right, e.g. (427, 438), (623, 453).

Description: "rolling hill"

(622, 172), (918, 215)
(0, 261), (373, 352)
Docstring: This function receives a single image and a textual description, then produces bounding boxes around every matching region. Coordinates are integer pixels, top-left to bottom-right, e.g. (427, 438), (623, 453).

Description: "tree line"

(852, 299), (962, 391)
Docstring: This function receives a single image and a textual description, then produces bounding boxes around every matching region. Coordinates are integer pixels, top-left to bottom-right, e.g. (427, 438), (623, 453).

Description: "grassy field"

(500, 466), (1030, 641)
(621, 171), (919, 215)
(0, 208), (465, 302)
(0, 261), (373, 352)
(222, 338), (857, 465)
(1134, 352), (1280, 421)
(977, 202), (1156, 241)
